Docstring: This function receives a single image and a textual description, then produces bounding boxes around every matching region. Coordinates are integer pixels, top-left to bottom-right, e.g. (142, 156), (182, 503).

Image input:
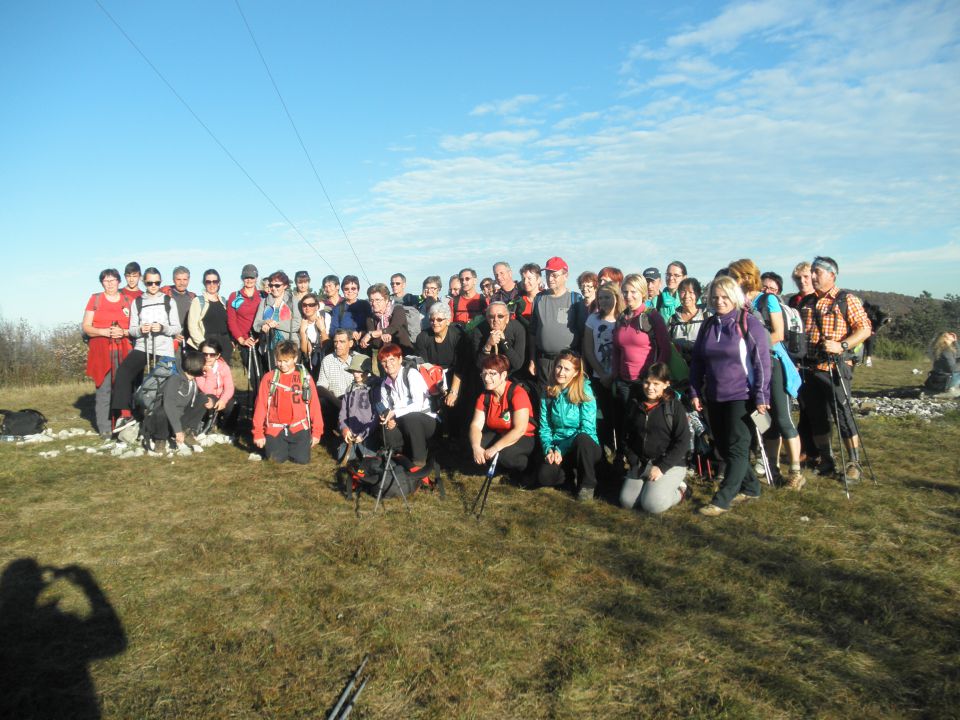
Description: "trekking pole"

(829, 358), (851, 500)
(833, 356), (877, 485)
(372, 423), (411, 514)
(326, 654), (369, 720)
(753, 425), (775, 486)
(337, 676), (367, 719)
(471, 451), (499, 519)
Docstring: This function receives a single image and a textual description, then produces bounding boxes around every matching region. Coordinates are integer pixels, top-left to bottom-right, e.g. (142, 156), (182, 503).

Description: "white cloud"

(667, 0), (809, 53)
(553, 111), (602, 130)
(439, 130), (539, 152)
(469, 94), (540, 116)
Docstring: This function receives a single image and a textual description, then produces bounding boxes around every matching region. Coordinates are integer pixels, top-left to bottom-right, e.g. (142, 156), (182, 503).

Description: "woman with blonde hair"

(536, 349), (602, 500)
(689, 275), (771, 516)
(926, 331), (959, 395)
(728, 258), (804, 489)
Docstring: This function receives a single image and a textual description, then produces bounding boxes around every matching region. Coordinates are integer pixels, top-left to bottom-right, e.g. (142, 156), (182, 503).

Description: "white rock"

(85, 448), (99, 454)
(248, 452), (262, 462)
(800, 516), (810, 522)
(39, 450), (61, 458)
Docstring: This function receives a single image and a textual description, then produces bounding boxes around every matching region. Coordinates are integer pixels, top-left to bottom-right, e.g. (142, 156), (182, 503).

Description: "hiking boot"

(114, 416), (135, 433)
(816, 456), (837, 477)
(698, 504), (728, 517)
(844, 461), (863, 484)
(732, 492), (760, 504)
(576, 486), (595, 502)
(754, 460), (766, 478)
(785, 469), (807, 491)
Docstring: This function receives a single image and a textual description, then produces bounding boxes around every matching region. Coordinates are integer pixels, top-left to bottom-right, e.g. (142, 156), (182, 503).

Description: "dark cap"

(642, 267), (661, 281)
(295, 270), (310, 282)
(241, 264), (259, 279)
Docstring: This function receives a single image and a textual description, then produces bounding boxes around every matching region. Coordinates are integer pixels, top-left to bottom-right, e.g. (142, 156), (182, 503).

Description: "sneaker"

(754, 460), (766, 477)
(817, 456), (837, 477)
(844, 461), (863, 484)
(786, 469), (807, 491)
(698, 504), (728, 517)
(678, 481), (690, 503)
(732, 492), (760, 504)
(576, 486), (595, 502)
(864, 357), (873, 368)
(114, 416), (135, 433)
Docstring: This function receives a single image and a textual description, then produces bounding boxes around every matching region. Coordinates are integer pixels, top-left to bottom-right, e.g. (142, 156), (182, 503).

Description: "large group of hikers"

(80, 254), (953, 516)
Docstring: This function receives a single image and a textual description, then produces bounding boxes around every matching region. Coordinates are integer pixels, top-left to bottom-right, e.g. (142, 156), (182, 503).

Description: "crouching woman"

(145, 350), (208, 449)
(536, 349), (602, 500)
(469, 354), (536, 480)
(377, 343), (437, 471)
(252, 340), (322, 463)
(619, 363), (690, 514)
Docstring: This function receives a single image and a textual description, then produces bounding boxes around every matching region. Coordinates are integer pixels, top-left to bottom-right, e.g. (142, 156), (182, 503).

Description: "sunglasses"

(489, 314), (507, 319)
(144, 280), (161, 287)
(301, 302), (318, 308)
(202, 351), (218, 357)
(204, 279), (220, 285)
(269, 283), (284, 289)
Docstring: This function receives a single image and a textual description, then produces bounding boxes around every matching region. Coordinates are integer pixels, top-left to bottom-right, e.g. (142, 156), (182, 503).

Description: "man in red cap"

(528, 256), (587, 389)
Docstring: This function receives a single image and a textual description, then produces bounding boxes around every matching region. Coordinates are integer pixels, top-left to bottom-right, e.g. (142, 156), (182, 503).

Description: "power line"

(233, 0), (371, 285)
(93, 0), (338, 275)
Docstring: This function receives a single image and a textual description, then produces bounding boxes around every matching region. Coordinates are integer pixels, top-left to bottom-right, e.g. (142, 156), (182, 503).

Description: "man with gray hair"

(162, 265), (195, 348)
(471, 301), (526, 375)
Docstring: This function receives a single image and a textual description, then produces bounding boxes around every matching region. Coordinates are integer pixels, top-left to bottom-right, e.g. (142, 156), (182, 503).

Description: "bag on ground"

(0, 409), (47, 437)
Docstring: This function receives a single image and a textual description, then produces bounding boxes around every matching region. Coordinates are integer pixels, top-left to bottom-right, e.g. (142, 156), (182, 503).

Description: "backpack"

(402, 305), (425, 344)
(342, 454), (422, 499)
(400, 357), (446, 411)
(134, 294), (174, 329)
(266, 363), (313, 424)
(81, 293), (132, 343)
(780, 302), (807, 361)
(0, 409), (47, 437)
(133, 358), (179, 420)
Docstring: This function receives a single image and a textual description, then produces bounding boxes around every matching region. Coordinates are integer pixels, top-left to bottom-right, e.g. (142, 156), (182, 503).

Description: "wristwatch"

(840, 341), (849, 350)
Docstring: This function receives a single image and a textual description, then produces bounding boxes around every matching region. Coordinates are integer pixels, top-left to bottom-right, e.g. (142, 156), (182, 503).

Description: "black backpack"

(0, 409), (47, 437)
(344, 454), (422, 499)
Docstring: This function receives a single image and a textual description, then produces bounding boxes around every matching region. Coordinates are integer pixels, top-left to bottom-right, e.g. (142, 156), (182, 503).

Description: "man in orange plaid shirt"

(798, 256), (872, 482)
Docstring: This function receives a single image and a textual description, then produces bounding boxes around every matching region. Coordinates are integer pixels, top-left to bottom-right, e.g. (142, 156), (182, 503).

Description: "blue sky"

(2, 0), (958, 327)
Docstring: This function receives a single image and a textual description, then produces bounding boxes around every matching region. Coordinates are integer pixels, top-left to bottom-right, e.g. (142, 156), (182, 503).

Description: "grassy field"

(1, 361), (958, 719)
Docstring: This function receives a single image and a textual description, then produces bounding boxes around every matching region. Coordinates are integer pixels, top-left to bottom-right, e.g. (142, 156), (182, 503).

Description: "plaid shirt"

(317, 351), (355, 398)
(801, 286), (871, 370)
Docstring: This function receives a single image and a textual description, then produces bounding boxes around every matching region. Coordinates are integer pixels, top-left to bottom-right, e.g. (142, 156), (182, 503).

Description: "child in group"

(146, 350), (208, 450)
(619, 362), (691, 514)
(337, 353), (380, 461)
(252, 340), (323, 464)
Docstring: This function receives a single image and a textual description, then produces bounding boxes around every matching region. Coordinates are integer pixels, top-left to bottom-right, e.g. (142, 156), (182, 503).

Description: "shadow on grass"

(0, 558), (127, 719)
(72, 393), (97, 431)
(587, 516), (960, 715)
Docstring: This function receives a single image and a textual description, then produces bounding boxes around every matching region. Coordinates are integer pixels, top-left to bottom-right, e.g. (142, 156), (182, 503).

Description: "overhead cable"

(93, 0), (338, 275)
(234, 0), (371, 285)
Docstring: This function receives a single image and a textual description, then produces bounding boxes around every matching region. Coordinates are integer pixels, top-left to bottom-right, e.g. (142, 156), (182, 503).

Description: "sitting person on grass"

(377, 343), (437, 472)
(338, 354), (380, 461)
(469, 354), (536, 482)
(195, 339), (235, 431)
(252, 340), (322, 464)
(619, 363), (691, 514)
(144, 350), (207, 451)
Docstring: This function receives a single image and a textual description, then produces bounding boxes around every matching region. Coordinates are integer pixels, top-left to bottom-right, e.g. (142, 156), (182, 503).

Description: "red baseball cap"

(543, 256), (568, 273)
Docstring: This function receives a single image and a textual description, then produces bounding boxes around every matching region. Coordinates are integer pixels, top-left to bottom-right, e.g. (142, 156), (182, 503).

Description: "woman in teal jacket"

(537, 349), (602, 500)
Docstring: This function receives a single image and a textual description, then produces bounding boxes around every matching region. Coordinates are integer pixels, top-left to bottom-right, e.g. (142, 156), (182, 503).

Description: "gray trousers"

(95, 374), (113, 436)
(619, 464), (687, 514)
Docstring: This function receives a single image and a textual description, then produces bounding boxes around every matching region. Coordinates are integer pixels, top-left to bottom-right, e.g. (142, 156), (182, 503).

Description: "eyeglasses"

(144, 280), (161, 287)
(204, 279), (219, 285)
(666, 273), (684, 279)
(202, 351), (218, 357)
(390, 281), (403, 286)
(301, 302), (318, 308)
(489, 313), (507, 319)
(269, 283), (284, 289)
(429, 316), (447, 322)
(458, 276), (471, 282)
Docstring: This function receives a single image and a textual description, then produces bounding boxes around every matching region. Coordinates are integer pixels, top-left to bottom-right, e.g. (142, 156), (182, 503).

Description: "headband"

(812, 257), (838, 276)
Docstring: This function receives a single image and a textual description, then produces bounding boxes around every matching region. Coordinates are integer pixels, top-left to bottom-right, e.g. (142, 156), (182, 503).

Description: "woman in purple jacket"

(689, 275), (771, 516)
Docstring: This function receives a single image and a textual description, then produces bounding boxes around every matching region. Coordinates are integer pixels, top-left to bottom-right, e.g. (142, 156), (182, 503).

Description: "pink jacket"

(196, 357), (235, 404)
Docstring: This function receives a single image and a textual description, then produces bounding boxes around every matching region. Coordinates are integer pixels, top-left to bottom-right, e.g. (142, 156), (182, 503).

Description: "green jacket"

(648, 289), (680, 324)
(538, 379), (598, 455)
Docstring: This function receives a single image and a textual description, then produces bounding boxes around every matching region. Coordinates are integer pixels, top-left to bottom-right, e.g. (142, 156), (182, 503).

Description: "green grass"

(1, 360), (958, 718)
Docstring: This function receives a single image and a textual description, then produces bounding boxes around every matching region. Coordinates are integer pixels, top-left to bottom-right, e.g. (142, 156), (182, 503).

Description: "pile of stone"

(853, 395), (958, 420)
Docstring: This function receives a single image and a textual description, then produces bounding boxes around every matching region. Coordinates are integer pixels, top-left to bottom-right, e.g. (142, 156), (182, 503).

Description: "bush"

(0, 319), (88, 388)
(873, 336), (926, 362)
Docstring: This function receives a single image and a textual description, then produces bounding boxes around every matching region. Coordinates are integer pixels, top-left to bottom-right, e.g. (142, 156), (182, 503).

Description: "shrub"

(873, 336), (926, 362)
(0, 319), (88, 388)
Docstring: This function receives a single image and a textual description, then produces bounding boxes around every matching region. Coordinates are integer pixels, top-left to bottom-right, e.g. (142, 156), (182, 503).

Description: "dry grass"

(1, 360), (958, 719)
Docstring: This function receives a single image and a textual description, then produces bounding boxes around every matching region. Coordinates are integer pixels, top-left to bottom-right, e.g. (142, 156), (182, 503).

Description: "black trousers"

(479, 430), (535, 473)
(264, 428), (312, 464)
(799, 364), (857, 439)
(383, 412), (437, 465)
(537, 433), (602, 490)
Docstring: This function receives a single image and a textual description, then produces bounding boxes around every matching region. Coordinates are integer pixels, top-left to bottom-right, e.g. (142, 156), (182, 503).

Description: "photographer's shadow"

(0, 558), (127, 719)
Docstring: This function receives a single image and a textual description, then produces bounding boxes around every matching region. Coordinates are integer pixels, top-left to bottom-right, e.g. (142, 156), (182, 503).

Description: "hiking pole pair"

(751, 411), (775, 486)
(327, 654), (369, 720)
(831, 355), (877, 485)
(828, 359), (852, 500)
(372, 421), (411, 514)
(471, 451), (499, 519)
